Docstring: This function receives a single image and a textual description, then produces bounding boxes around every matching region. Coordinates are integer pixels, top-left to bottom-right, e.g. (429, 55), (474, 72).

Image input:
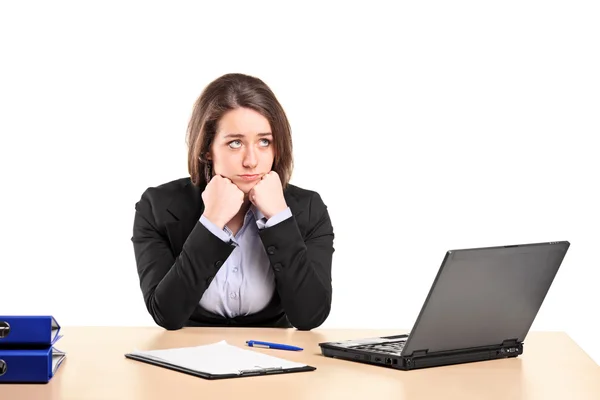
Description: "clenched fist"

(249, 171), (288, 219)
(201, 175), (245, 229)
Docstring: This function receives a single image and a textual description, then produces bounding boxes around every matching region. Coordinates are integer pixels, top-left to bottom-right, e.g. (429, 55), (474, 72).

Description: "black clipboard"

(124, 352), (316, 380)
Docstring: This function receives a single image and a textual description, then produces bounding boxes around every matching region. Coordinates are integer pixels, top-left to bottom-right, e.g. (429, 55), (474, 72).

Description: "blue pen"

(246, 340), (303, 351)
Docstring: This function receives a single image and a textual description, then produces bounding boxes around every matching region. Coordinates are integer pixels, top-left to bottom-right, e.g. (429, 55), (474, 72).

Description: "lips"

(238, 174), (261, 181)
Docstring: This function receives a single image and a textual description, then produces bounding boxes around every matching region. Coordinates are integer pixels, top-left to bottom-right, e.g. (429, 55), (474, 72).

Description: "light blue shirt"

(198, 206), (292, 318)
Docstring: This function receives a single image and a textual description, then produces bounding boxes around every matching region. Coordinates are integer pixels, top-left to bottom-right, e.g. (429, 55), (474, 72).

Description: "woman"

(131, 73), (335, 330)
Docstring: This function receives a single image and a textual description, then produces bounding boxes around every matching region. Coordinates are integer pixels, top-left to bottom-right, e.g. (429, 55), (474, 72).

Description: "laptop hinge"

(411, 349), (428, 358)
(502, 339), (519, 347)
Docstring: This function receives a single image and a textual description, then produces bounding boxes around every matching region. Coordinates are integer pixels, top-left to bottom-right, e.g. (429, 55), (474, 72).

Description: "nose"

(242, 146), (258, 169)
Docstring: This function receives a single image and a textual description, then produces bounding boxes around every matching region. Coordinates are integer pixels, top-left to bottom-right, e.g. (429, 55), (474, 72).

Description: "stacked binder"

(0, 315), (66, 383)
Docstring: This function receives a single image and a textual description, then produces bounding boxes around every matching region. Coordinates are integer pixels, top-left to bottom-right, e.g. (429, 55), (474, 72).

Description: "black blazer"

(131, 177), (334, 331)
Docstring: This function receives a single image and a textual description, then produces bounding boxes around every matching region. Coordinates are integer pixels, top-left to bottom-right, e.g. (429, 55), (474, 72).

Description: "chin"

(233, 180), (255, 194)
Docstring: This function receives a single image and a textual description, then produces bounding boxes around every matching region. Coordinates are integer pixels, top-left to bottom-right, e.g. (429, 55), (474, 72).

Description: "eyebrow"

(223, 132), (272, 139)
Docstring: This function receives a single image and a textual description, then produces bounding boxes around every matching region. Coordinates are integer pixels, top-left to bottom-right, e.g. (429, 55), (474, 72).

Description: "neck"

(226, 198), (251, 236)
(234, 197), (252, 220)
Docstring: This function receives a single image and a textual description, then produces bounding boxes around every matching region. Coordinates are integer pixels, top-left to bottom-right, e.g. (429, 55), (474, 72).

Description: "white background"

(1, 1), (598, 364)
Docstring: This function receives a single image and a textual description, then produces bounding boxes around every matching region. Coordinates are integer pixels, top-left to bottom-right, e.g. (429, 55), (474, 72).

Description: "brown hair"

(186, 73), (294, 187)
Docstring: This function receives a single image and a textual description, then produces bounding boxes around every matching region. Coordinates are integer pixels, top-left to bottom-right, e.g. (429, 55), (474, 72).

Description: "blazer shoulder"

(285, 183), (329, 217)
(140, 177), (190, 199)
(135, 177), (193, 213)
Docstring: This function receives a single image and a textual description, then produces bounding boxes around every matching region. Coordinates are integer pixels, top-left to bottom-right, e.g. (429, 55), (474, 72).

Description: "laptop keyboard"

(352, 341), (406, 355)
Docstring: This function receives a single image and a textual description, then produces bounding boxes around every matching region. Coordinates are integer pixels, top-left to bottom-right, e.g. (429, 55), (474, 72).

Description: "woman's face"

(209, 107), (275, 193)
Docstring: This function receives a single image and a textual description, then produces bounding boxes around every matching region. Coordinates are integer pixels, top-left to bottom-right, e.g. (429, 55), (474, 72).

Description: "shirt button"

(273, 263), (282, 272)
(230, 292), (238, 299)
(232, 267), (239, 273)
(267, 246), (276, 255)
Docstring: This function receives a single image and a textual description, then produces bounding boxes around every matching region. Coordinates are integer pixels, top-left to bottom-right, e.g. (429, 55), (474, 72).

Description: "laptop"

(319, 241), (570, 370)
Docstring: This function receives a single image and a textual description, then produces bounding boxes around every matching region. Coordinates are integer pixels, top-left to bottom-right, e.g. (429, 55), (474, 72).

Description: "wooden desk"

(1, 327), (598, 400)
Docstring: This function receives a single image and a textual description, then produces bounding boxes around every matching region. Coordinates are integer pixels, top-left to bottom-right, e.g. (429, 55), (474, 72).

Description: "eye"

(258, 138), (271, 147)
(228, 140), (242, 149)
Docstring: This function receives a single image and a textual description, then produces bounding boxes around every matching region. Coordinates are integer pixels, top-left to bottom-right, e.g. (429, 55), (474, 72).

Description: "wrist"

(202, 213), (225, 230)
(264, 204), (287, 220)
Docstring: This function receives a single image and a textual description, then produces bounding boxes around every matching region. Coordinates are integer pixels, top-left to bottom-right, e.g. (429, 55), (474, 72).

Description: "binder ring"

(0, 321), (9, 339)
(0, 360), (6, 376)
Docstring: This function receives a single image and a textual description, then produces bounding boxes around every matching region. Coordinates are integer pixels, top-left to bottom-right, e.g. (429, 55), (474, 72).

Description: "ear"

(206, 152), (212, 161)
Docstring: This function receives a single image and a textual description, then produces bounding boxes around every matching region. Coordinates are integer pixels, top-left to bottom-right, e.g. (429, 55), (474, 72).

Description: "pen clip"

(246, 340), (270, 348)
(250, 343), (270, 349)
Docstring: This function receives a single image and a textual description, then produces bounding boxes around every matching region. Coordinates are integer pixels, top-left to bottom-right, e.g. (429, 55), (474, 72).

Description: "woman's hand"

(249, 171), (288, 219)
(201, 175), (245, 229)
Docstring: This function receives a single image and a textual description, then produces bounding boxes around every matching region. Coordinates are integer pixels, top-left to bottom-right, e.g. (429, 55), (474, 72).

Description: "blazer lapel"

(164, 181), (205, 256)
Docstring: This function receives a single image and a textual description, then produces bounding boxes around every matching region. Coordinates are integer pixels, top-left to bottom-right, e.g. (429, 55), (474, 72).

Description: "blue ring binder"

(0, 315), (66, 383)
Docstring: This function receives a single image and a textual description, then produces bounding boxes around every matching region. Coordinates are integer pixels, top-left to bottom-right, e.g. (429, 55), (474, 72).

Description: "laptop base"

(319, 339), (523, 371)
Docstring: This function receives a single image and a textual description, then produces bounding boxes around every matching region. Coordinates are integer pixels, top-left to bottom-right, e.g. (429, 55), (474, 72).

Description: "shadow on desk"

(397, 359), (524, 399)
(134, 327), (329, 352)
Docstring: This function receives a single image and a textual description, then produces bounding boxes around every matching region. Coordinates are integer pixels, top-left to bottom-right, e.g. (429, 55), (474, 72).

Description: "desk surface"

(1, 327), (599, 400)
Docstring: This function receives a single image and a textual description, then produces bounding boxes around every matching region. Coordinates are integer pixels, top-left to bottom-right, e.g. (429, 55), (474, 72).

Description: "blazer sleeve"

(131, 190), (235, 330)
(258, 192), (334, 330)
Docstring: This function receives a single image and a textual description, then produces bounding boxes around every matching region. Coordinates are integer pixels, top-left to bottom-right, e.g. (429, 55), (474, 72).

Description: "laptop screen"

(402, 242), (569, 356)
